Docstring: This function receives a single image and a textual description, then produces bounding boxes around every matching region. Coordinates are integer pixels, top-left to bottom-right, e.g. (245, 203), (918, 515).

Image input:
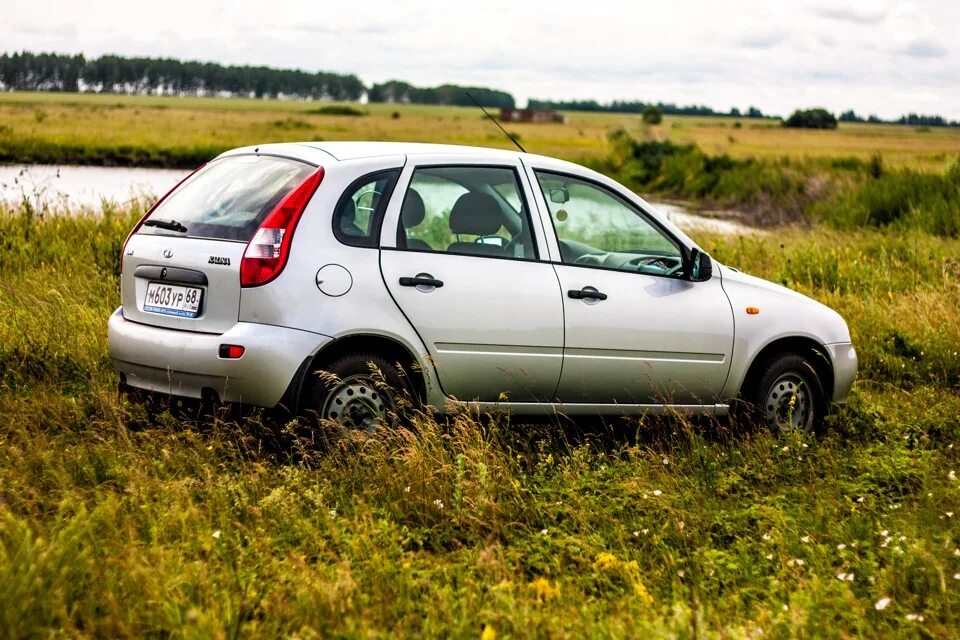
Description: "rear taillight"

(119, 163), (206, 274)
(240, 167), (324, 288)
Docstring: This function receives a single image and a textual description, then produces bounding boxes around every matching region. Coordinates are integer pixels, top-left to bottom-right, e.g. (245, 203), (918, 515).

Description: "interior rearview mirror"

(476, 236), (507, 247)
(687, 248), (713, 282)
(549, 186), (570, 204)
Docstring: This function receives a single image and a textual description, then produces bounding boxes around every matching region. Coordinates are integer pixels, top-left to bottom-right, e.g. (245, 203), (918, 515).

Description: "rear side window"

(139, 155), (316, 241)
(333, 169), (400, 248)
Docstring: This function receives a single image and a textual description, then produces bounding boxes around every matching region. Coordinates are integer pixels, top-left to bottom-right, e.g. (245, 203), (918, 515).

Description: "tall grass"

(1, 202), (959, 637)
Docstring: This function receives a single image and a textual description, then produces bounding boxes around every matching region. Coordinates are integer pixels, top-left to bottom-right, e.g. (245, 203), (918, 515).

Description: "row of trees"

(368, 81), (514, 108)
(527, 98), (768, 119)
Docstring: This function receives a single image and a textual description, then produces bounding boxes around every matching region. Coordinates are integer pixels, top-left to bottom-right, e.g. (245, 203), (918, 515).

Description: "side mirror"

(549, 186), (570, 204)
(687, 248), (713, 282)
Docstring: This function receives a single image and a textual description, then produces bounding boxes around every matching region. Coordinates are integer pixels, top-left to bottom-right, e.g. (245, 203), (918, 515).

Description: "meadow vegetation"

(2, 91), (959, 171)
(1, 194), (959, 636)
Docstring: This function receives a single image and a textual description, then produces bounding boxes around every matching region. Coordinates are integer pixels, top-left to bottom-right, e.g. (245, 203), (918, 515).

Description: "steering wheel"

(634, 256), (683, 276)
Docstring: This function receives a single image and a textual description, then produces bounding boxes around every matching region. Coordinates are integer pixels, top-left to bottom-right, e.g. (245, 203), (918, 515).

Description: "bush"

(784, 108), (838, 130)
(641, 105), (663, 125)
(305, 104), (367, 117)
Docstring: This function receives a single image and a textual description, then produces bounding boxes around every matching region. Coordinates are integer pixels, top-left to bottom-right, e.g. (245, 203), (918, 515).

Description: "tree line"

(2, 51), (957, 127)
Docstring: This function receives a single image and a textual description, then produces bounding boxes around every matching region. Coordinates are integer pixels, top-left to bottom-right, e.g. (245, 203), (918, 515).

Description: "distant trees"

(367, 81), (514, 108)
(526, 98), (766, 118)
(0, 51), (365, 100)
(784, 108), (838, 129)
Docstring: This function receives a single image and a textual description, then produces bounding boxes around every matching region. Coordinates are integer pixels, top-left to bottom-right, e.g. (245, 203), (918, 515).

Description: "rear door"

(378, 156), (564, 403)
(121, 154), (318, 334)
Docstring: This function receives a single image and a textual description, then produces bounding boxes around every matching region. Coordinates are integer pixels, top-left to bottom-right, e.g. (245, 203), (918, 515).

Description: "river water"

(0, 164), (757, 235)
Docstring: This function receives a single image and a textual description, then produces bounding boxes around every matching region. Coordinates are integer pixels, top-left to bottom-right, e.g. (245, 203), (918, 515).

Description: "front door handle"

(568, 287), (607, 301)
(399, 275), (444, 288)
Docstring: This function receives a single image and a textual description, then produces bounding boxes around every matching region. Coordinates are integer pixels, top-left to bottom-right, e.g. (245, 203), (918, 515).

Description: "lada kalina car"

(108, 142), (857, 431)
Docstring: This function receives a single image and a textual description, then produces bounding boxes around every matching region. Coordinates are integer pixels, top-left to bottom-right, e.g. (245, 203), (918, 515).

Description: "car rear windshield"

(139, 155), (316, 242)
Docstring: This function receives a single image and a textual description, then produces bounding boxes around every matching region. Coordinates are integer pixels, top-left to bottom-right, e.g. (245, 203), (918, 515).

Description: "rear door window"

(139, 155), (315, 242)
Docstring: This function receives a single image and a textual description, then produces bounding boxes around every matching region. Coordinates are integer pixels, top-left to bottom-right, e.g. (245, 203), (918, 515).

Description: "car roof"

(218, 140), (579, 168)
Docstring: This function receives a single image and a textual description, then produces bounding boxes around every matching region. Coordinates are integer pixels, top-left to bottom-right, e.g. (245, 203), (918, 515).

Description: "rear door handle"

(568, 287), (607, 301)
(399, 275), (444, 288)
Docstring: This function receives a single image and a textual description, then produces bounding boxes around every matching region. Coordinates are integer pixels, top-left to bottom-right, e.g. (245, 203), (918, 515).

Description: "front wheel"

(305, 353), (410, 431)
(744, 353), (828, 433)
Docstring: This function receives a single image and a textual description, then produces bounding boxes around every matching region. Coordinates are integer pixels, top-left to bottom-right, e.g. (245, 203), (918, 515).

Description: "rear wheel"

(305, 352), (410, 431)
(743, 353), (827, 433)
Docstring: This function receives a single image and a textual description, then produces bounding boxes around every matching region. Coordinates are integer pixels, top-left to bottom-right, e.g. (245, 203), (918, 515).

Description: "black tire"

(741, 353), (828, 433)
(303, 352), (413, 431)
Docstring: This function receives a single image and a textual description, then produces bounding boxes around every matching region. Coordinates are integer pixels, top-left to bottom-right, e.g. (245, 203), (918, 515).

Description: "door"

(379, 160), (564, 402)
(532, 169), (734, 406)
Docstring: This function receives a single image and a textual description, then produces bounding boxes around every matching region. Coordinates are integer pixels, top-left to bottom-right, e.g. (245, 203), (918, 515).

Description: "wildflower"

(633, 530), (640, 537)
(846, 573), (855, 581)
(662, 457), (669, 465)
(856, 496), (864, 503)
(880, 530), (889, 537)
(782, 446), (789, 452)
(652, 489), (662, 497)
(762, 533), (772, 541)
(541, 528), (549, 535)
(765, 554), (773, 560)
(836, 572), (847, 581)
(677, 570), (685, 578)
(875, 597), (891, 611)
(211, 530), (221, 539)
(801, 535), (810, 543)
(837, 543), (847, 551)
(481, 624), (496, 640)
(404, 485), (411, 493)
(528, 577), (561, 602)
(946, 512), (954, 518)
(329, 509), (337, 518)
(953, 573), (960, 580)
(949, 470), (956, 481)
(787, 558), (805, 566)
(905, 613), (924, 622)
(433, 499), (444, 509)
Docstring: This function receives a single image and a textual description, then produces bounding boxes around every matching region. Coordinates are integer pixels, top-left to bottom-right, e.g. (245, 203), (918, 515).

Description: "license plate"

(144, 282), (202, 318)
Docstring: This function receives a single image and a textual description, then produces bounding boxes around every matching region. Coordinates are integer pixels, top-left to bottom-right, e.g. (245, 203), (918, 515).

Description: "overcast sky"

(5, 0), (959, 119)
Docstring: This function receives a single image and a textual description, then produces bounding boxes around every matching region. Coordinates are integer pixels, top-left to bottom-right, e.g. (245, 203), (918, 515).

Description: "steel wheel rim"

(321, 374), (392, 430)
(763, 373), (811, 430)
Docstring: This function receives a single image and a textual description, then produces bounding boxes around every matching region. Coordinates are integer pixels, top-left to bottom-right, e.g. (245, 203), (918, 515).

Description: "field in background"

(1, 202), (959, 636)
(1, 91), (959, 170)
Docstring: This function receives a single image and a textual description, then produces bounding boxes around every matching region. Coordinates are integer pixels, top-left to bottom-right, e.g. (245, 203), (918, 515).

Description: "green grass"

(2, 201), (960, 637)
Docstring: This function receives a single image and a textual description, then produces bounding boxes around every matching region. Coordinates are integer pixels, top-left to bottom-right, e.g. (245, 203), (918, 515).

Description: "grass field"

(1, 91), (959, 170)
(2, 198), (959, 637)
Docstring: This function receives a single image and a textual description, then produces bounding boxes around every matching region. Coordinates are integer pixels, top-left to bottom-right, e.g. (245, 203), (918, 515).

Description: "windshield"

(139, 155), (315, 242)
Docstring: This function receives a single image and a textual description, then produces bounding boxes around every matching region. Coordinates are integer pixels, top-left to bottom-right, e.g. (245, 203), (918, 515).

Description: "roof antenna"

(466, 91), (527, 153)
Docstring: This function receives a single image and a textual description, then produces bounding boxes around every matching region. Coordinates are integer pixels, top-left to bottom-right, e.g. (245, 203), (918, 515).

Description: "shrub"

(306, 104), (367, 116)
(641, 105), (663, 125)
(784, 108), (838, 130)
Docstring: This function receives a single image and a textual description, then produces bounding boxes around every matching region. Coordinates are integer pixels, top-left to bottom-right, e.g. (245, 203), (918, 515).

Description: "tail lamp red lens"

(218, 344), (245, 359)
(240, 167), (324, 287)
(119, 163), (206, 274)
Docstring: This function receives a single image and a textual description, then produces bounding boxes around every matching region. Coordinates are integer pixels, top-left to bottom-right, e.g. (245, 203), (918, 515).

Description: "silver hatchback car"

(109, 142), (857, 430)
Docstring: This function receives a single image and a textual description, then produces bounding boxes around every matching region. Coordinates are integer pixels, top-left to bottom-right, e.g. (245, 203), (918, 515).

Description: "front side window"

(535, 171), (684, 277)
(398, 166), (537, 260)
(333, 169), (400, 247)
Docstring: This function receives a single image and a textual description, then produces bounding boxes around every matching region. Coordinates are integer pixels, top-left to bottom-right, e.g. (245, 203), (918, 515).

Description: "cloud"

(814, 7), (887, 25)
(737, 33), (784, 49)
(898, 39), (947, 58)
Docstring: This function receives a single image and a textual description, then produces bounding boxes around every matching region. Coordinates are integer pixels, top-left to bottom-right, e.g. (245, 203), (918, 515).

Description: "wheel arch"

(738, 336), (834, 402)
(279, 333), (429, 416)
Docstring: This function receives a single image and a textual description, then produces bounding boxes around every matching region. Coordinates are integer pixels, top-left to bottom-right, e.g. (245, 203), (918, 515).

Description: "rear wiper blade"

(143, 218), (188, 233)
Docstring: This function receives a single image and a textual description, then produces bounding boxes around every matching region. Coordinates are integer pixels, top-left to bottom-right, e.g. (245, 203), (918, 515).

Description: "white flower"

(633, 530), (640, 537)
(765, 554), (773, 560)
(653, 489), (662, 497)
(782, 446), (789, 452)
(801, 535), (810, 543)
(846, 573), (855, 581)
(762, 533), (772, 541)
(836, 572), (847, 581)
(787, 558), (805, 566)
(949, 470), (956, 481)
(677, 570), (685, 578)
(880, 530), (889, 537)
(541, 528), (549, 535)
(329, 509), (337, 518)
(782, 604), (789, 611)
(211, 530), (221, 539)
(433, 499), (444, 509)
(905, 613), (924, 622)
(881, 537), (892, 548)
(404, 485), (411, 493)
(953, 573), (960, 580)
(856, 496), (864, 503)
(875, 597), (891, 611)
(662, 457), (670, 465)
(946, 512), (954, 518)
(837, 543), (847, 550)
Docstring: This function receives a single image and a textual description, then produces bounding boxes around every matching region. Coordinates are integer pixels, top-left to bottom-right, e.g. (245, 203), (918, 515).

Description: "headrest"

(449, 192), (501, 236)
(401, 189), (425, 228)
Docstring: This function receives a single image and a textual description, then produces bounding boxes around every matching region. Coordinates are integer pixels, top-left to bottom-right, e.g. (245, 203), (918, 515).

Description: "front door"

(379, 160), (564, 402)
(532, 169), (734, 406)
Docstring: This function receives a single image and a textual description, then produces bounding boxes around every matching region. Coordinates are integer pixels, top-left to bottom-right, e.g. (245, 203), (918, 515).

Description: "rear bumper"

(108, 308), (331, 407)
(826, 342), (858, 403)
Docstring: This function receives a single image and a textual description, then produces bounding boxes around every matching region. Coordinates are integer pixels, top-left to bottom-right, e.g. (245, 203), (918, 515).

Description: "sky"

(4, 0), (959, 119)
